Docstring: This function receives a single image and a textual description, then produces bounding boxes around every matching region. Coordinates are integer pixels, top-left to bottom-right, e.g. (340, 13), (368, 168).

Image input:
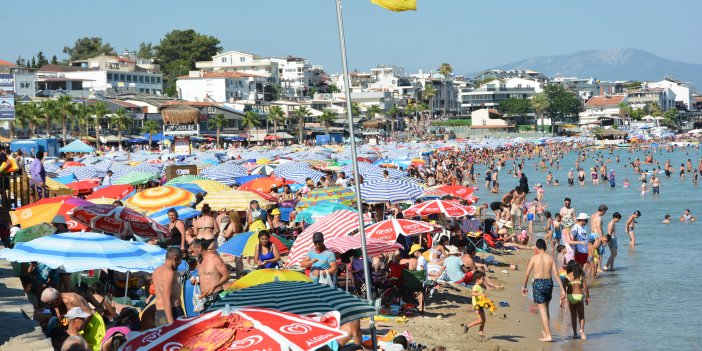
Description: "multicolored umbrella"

(122, 307), (345, 351)
(149, 206), (202, 226)
(239, 177), (293, 192)
(325, 236), (403, 256)
(85, 184), (135, 201)
(10, 197), (91, 231)
(164, 175), (207, 185)
(403, 199), (476, 218)
(295, 186), (355, 210)
(294, 202), (358, 224)
(364, 219), (435, 241)
(196, 190), (270, 211)
(218, 231), (291, 257)
(126, 186), (195, 213)
(70, 204), (170, 239)
(113, 171), (159, 185)
(226, 269), (311, 291)
(192, 179), (230, 193)
(210, 282), (375, 325)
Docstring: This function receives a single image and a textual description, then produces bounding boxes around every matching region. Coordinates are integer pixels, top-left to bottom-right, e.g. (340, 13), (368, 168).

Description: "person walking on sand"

(522, 239), (567, 342)
(464, 271), (489, 338)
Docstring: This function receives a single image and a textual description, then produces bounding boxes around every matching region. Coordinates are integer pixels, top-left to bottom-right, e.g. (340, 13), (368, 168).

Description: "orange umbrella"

(239, 177), (293, 192)
(126, 186), (195, 213)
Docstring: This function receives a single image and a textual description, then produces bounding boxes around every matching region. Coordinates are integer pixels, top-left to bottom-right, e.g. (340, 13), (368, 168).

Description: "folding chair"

(400, 269), (435, 313)
(482, 233), (504, 251)
(466, 231), (486, 252)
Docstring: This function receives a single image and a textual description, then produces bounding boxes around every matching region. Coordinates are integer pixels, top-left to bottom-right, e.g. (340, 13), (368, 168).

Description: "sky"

(5, 0), (701, 75)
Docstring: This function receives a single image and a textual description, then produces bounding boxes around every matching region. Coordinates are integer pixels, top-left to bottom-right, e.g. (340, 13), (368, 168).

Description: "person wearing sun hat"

(408, 243), (426, 270)
(570, 213), (590, 266)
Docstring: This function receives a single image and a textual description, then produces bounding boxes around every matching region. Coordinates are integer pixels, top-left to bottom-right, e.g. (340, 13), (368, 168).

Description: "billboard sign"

(0, 74), (14, 120)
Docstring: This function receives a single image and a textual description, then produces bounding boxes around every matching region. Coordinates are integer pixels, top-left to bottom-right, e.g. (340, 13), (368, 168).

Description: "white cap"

(64, 307), (91, 320)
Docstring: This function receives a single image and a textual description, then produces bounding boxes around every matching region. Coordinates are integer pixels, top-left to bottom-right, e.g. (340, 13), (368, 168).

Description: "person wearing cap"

(441, 245), (503, 289)
(407, 244), (426, 271)
(268, 207), (284, 232)
(63, 307), (91, 347)
(52, 215), (69, 234)
(301, 232), (337, 283)
(42, 290), (105, 351)
(567, 213), (591, 267)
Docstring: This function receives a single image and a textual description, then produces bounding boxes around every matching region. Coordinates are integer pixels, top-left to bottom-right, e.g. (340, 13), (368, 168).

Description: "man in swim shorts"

(522, 239), (566, 342)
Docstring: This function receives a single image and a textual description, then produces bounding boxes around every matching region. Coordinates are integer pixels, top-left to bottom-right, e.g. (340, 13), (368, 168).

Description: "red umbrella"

(86, 184), (135, 200)
(121, 308), (345, 351)
(65, 180), (100, 195)
(326, 236), (403, 256)
(356, 157), (373, 163)
(403, 199), (476, 218)
(62, 161), (84, 168)
(70, 204), (169, 239)
(364, 219), (435, 241)
(264, 134), (280, 141)
(437, 185), (475, 199)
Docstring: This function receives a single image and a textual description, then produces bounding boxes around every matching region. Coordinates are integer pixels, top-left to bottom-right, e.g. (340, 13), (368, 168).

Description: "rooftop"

(177, 71), (265, 79)
(585, 95), (626, 107)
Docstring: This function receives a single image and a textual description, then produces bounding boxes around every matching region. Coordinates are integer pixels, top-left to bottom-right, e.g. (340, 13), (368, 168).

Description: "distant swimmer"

(679, 209), (697, 222)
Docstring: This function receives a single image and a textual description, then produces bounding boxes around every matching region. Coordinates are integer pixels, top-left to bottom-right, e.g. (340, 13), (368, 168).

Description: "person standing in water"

(625, 211), (641, 246)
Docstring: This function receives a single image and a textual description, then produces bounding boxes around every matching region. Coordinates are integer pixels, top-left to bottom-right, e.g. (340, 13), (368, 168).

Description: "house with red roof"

(579, 95), (628, 126)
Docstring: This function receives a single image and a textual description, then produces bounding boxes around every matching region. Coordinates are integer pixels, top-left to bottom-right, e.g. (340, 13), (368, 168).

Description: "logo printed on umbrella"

(279, 323), (312, 335)
(456, 188), (467, 195)
(20, 209), (32, 219)
(374, 228), (393, 235)
(67, 220), (79, 229)
(162, 342), (183, 351)
(404, 224), (420, 230)
(228, 335), (263, 349)
(141, 329), (163, 343)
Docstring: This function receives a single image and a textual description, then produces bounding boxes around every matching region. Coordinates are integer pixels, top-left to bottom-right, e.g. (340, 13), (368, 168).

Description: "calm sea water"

(472, 144), (702, 351)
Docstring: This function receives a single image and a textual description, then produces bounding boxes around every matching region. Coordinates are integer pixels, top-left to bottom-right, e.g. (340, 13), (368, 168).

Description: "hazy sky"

(5, 0), (700, 74)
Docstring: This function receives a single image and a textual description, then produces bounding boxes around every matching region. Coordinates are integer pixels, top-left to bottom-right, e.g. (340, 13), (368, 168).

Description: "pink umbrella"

(325, 236), (403, 256)
(364, 219), (435, 241)
(403, 199), (476, 218)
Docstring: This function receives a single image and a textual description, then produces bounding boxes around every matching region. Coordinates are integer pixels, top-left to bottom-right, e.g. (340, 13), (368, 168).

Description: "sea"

(473, 144), (702, 351)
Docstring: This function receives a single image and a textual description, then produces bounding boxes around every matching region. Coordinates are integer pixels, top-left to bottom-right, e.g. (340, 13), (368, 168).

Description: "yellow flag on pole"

(370, 0), (416, 12)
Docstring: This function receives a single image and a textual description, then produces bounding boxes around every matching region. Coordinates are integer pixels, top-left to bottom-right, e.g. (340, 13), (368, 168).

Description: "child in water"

(562, 260), (590, 340)
(663, 214), (671, 224)
(623, 178), (630, 188)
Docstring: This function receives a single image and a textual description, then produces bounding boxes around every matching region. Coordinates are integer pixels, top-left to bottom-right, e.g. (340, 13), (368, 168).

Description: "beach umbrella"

(294, 202), (358, 224)
(192, 179), (230, 193)
(256, 157), (272, 165)
(250, 164), (278, 176)
(10, 197), (91, 231)
(113, 171), (159, 185)
(226, 269), (310, 291)
(196, 190), (270, 211)
(286, 210), (372, 267)
(58, 166), (100, 181)
(233, 174), (265, 185)
(0, 232), (162, 273)
(168, 183), (206, 195)
(50, 174), (76, 185)
(436, 185), (476, 200)
(92, 159), (113, 172)
(65, 179), (101, 195)
(403, 199), (476, 218)
(164, 175), (207, 185)
(364, 219), (435, 242)
(70, 204), (170, 240)
(418, 188), (449, 200)
(59, 139), (95, 153)
(210, 281), (375, 325)
(295, 186), (355, 210)
(325, 236), (403, 256)
(10, 223), (56, 244)
(239, 177), (293, 192)
(126, 186), (195, 213)
(274, 166), (325, 184)
(62, 161), (85, 168)
(122, 307), (345, 351)
(149, 206), (202, 226)
(218, 231), (291, 257)
(359, 179), (424, 203)
(86, 184), (135, 201)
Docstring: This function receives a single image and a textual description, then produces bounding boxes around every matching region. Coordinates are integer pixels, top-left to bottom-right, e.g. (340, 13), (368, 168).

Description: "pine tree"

(51, 55), (58, 64)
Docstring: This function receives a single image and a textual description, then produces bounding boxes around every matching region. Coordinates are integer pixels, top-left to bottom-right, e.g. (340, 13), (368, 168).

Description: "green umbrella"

(208, 281), (375, 325)
(113, 172), (159, 185)
(295, 186), (356, 210)
(294, 201), (358, 224)
(11, 223), (56, 244)
(164, 175), (207, 186)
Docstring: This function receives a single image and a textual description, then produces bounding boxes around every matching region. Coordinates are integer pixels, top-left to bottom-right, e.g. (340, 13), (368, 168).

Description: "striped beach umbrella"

(58, 166), (100, 181)
(149, 206), (201, 226)
(196, 190), (270, 211)
(126, 186), (195, 213)
(92, 159), (113, 172)
(0, 232), (162, 273)
(192, 179), (230, 193)
(325, 236), (403, 256)
(217, 231), (291, 257)
(225, 269), (310, 291)
(113, 172), (159, 185)
(359, 178), (424, 203)
(294, 202), (358, 224)
(164, 175), (207, 185)
(274, 168), (325, 184)
(250, 164), (278, 176)
(295, 186), (355, 210)
(286, 210), (371, 267)
(209, 281), (375, 325)
(403, 199), (476, 218)
(364, 219), (435, 241)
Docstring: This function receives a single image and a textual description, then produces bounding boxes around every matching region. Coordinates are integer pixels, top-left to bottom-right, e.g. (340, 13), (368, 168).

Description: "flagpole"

(334, 1), (377, 350)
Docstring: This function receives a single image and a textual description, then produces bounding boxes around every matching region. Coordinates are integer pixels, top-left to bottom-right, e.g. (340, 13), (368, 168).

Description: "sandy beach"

(366, 248), (556, 351)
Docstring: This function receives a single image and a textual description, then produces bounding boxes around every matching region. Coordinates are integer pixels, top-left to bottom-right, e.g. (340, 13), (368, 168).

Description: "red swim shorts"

(574, 252), (588, 265)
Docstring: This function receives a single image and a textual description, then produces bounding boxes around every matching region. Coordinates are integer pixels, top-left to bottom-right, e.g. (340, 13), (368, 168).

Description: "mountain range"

(481, 49), (702, 89)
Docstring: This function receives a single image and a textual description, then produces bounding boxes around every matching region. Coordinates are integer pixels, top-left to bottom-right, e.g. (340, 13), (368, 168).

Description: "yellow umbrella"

(256, 158), (271, 165)
(196, 189), (270, 211)
(192, 179), (230, 193)
(127, 161), (141, 166)
(45, 178), (72, 192)
(126, 186), (195, 213)
(226, 269), (311, 291)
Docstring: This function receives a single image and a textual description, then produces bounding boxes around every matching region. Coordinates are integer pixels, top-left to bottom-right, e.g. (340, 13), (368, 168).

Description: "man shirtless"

(625, 211), (641, 246)
(588, 204), (608, 276)
(559, 197), (576, 223)
(194, 204), (219, 250)
(522, 239), (566, 342)
(41, 288), (105, 350)
(189, 239), (229, 310)
(152, 247), (184, 326)
(511, 187), (526, 227)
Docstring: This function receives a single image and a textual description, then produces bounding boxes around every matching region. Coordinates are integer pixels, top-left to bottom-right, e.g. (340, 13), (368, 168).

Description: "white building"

(627, 88), (676, 112)
(195, 51), (279, 85)
(470, 108), (515, 133)
(176, 71), (268, 103)
(459, 77), (542, 112)
(579, 95), (627, 125)
(645, 78), (695, 110)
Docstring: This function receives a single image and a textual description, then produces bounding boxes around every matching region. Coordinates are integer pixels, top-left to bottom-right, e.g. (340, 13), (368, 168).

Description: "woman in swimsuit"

(562, 260), (589, 340)
(194, 204), (219, 250)
(246, 200), (267, 232)
(166, 208), (186, 251)
(278, 185), (296, 208)
(254, 230), (280, 269)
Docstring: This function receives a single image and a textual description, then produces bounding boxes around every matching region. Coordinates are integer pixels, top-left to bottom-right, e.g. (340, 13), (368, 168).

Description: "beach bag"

(192, 284), (206, 312)
(318, 269), (334, 287)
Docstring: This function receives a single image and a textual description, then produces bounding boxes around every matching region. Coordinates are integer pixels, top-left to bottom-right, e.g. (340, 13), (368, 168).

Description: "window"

(222, 57), (227, 63)
(240, 57), (245, 62)
(120, 74), (125, 81)
(107, 73), (113, 81)
(126, 75), (132, 82)
(156, 77), (161, 84)
(139, 76), (144, 83)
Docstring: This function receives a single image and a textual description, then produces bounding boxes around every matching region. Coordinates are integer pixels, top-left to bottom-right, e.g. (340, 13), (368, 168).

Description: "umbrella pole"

(124, 271), (130, 301)
(334, 1), (377, 350)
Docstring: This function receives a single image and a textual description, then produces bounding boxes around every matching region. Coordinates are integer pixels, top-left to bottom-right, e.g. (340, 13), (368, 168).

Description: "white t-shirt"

(571, 224), (588, 253)
(417, 255), (427, 271)
(335, 177), (350, 187)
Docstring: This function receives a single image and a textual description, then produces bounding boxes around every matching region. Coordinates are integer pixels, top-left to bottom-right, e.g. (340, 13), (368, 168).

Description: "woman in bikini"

(194, 204), (219, 250)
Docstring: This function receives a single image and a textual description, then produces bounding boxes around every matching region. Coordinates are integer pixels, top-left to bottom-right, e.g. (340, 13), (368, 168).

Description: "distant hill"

(482, 49), (702, 90)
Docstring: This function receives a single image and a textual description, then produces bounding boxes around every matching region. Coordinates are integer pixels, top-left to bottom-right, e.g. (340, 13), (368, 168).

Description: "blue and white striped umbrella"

(340, 162), (405, 180)
(58, 166), (100, 181)
(149, 206), (202, 226)
(359, 178), (425, 203)
(274, 168), (325, 184)
(250, 164), (278, 176)
(93, 159), (113, 172)
(200, 163), (248, 185)
(0, 232), (162, 273)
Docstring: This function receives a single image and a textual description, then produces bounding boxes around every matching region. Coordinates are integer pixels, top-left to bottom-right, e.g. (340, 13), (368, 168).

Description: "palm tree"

(14, 103), (40, 138)
(39, 99), (57, 137)
(350, 102), (361, 119)
(12, 103), (28, 139)
(386, 105), (402, 133)
(416, 103), (429, 132)
(318, 110), (337, 135)
(92, 101), (109, 148)
(110, 109), (131, 147)
(267, 106), (285, 135)
(531, 92), (550, 133)
(366, 104), (382, 120)
(242, 111), (261, 145)
(292, 106), (310, 144)
(438, 63), (453, 117)
(141, 120), (159, 146)
(72, 103), (93, 139)
(422, 84), (437, 130)
(55, 95), (74, 145)
(208, 113), (227, 147)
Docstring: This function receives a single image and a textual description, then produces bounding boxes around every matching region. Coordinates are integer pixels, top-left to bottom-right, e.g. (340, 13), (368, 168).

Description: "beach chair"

(400, 269), (433, 313)
(466, 231), (486, 252)
(482, 233), (504, 251)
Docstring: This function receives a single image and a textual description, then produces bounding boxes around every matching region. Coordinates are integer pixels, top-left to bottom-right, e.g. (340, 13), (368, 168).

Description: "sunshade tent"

(0, 232), (162, 273)
(209, 281), (375, 325)
(196, 190), (270, 211)
(126, 186), (195, 213)
(59, 139), (95, 153)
